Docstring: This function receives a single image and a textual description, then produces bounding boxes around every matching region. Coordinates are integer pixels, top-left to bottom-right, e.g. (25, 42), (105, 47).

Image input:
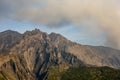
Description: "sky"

(0, 0), (120, 49)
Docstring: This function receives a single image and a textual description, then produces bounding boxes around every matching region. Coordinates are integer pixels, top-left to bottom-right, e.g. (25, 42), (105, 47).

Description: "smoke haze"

(0, 0), (120, 49)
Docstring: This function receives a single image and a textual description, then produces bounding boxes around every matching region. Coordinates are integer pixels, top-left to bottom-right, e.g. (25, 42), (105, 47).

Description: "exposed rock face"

(0, 29), (120, 80)
(66, 44), (120, 68)
(0, 29), (84, 80)
(0, 30), (22, 54)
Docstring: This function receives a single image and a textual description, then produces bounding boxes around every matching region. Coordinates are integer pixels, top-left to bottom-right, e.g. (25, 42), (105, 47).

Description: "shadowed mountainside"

(0, 30), (22, 54)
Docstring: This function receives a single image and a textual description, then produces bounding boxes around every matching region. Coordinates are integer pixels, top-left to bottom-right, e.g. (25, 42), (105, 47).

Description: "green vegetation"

(0, 78), (5, 80)
(0, 71), (7, 80)
(47, 66), (61, 80)
(47, 66), (120, 80)
(47, 64), (69, 80)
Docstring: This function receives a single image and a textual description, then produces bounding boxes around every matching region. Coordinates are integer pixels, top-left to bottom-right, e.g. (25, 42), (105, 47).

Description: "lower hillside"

(47, 66), (120, 80)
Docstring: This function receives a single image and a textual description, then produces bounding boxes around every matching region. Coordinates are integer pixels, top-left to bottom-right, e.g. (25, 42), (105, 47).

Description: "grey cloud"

(0, 0), (120, 49)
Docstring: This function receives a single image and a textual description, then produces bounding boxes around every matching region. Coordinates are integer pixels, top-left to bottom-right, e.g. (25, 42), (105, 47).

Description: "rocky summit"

(0, 29), (120, 80)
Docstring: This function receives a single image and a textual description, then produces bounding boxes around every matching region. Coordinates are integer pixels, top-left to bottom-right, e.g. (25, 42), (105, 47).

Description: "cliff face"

(0, 29), (120, 80)
(0, 29), (84, 80)
(0, 30), (22, 54)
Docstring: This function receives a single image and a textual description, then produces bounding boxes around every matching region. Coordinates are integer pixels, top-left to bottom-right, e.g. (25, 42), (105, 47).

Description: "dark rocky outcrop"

(0, 30), (22, 54)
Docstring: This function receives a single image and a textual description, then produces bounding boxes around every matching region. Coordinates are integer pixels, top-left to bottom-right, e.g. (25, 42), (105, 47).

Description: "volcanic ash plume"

(0, 0), (120, 49)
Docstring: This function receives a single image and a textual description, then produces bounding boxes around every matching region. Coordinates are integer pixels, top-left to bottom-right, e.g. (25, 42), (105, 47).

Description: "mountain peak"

(0, 30), (22, 54)
(0, 30), (21, 36)
(24, 28), (42, 36)
(32, 28), (41, 33)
